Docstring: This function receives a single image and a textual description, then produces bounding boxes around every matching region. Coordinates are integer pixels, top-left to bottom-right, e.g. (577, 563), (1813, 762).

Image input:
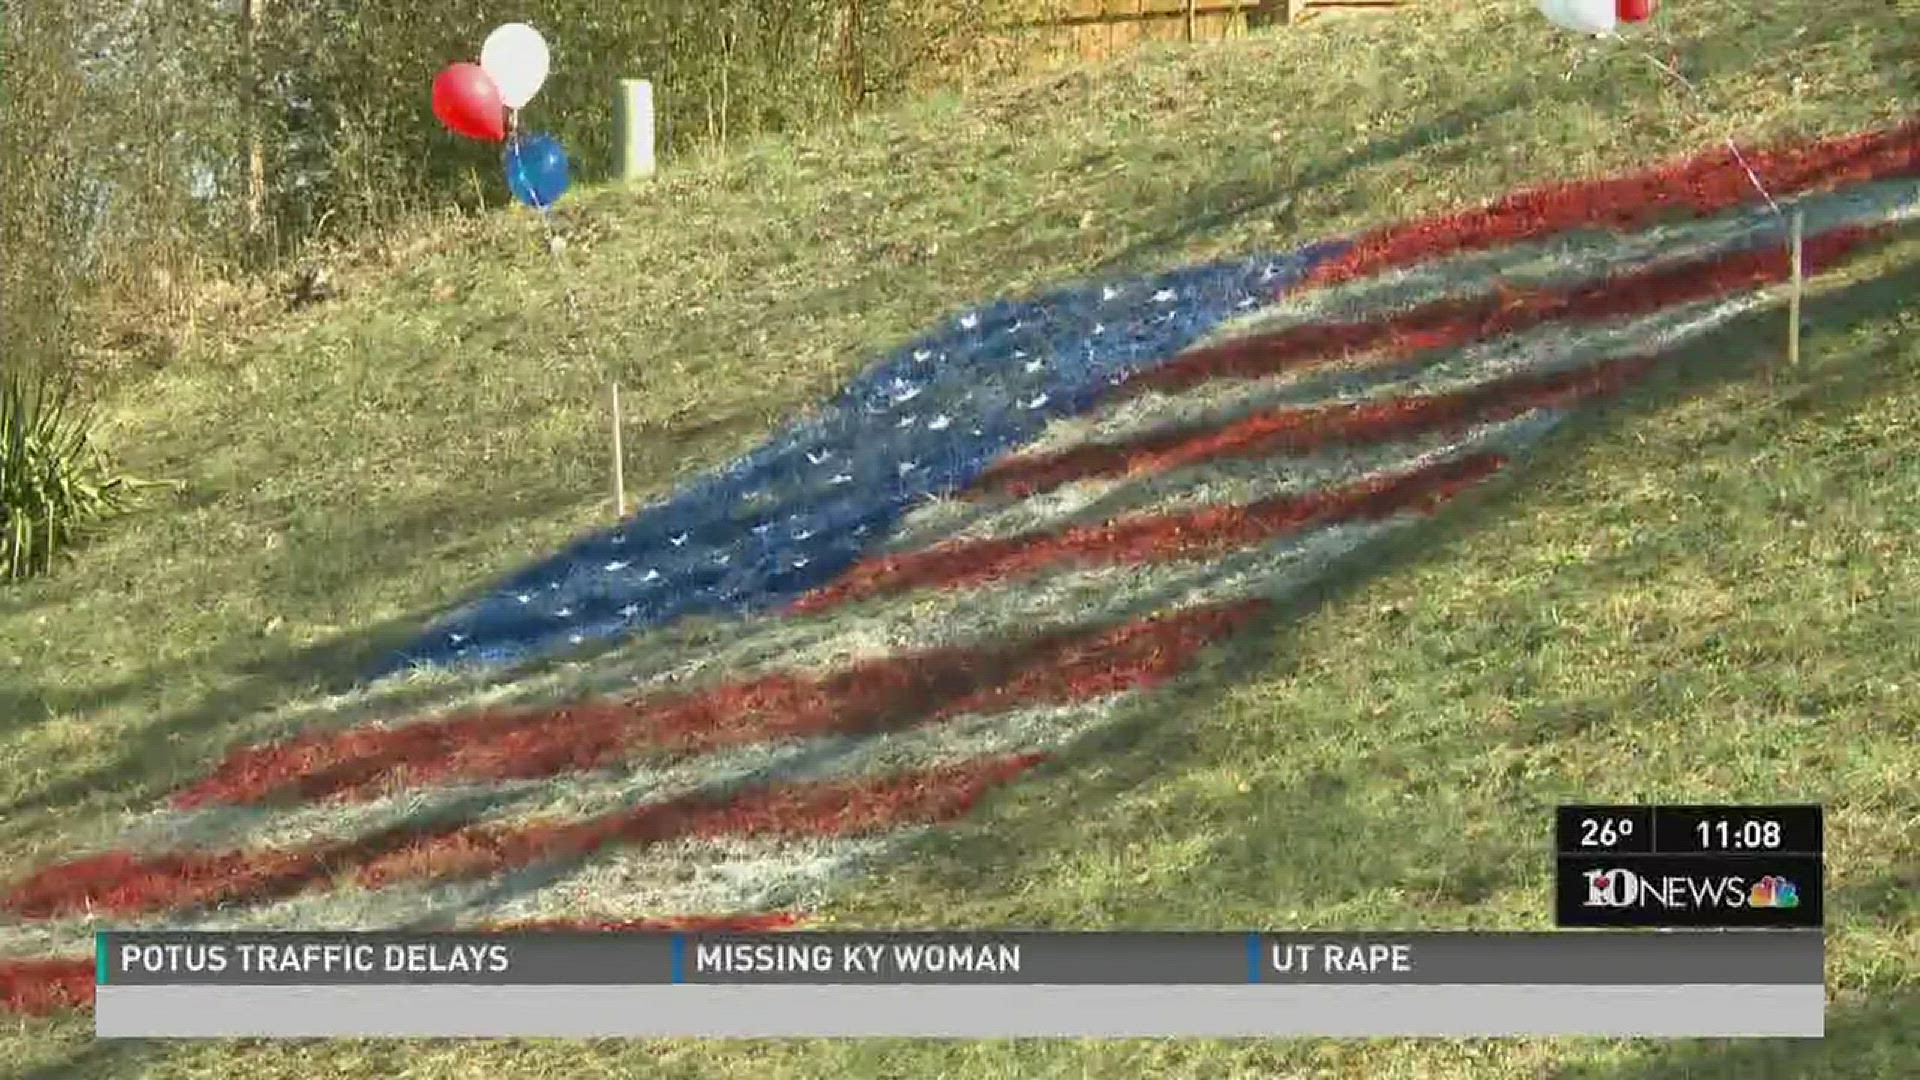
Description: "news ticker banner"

(94, 930), (1823, 1038)
(1554, 805), (1824, 929)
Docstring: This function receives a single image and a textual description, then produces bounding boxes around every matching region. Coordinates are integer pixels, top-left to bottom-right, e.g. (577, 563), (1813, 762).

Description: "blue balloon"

(503, 132), (569, 208)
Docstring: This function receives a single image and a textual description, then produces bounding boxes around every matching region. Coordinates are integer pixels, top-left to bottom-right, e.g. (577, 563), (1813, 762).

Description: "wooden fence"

(1001, 0), (1407, 62)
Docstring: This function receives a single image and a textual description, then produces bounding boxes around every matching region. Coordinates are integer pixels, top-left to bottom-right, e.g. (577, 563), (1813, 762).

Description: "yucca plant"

(0, 365), (136, 580)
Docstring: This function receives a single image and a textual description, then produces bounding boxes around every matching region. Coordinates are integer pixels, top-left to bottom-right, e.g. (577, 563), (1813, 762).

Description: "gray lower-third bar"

(97, 984), (1824, 1038)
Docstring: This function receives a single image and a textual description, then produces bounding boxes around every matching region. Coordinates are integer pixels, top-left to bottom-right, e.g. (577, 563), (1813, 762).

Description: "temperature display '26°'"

(1555, 807), (1654, 855)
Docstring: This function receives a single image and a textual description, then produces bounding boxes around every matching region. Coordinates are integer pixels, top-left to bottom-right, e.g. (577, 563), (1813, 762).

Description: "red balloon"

(1617, 0), (1654, 21)
(433, 63), (506, 142)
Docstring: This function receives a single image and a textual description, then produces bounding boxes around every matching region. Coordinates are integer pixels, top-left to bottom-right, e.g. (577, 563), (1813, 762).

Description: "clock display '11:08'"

(1655, 806), (1822, 855)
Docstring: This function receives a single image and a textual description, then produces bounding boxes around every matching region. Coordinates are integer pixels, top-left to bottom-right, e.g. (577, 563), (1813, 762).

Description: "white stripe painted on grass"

(889, 412), (1559, 551)
(1008, 292), (1763, 465)
(472, 832), (920, 929)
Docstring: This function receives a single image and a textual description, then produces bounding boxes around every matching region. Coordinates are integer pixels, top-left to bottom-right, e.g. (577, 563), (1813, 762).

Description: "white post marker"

(618, 79), (656, 182)
(1788, 209), (1804, 367)
(611, 383), (626, 517)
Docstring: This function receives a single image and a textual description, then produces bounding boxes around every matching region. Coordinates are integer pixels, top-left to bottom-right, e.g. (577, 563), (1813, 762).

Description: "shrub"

(0, 367), (135, 581)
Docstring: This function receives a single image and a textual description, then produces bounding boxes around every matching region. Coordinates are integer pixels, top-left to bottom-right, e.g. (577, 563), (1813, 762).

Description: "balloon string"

(1631, 45), (1783, 217)
(505, 136), (610, 445)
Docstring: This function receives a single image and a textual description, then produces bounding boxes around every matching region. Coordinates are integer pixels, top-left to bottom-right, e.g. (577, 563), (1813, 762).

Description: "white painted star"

(1024, 358), (1044, 374)
(515, 593), (532, 604)
(670, 533), (688, 546)
(897, 415), (916, 428)
(1102, 286), (1121, 301)
(1092, 323), (1105, 335)
(897, 460), (918, 475)
(959, 313), (979, 329)
(619, 604), (640, 618)
(928, 414), (951, 430)
(449, 633), (467, 644)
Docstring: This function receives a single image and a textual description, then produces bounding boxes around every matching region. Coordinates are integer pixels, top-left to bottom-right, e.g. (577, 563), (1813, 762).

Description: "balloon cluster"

(431, 23), (571, 209)
(1537, 0), (1656, 35)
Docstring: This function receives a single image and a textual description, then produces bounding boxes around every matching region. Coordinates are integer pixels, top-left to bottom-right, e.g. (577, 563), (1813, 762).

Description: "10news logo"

(1555, 857), (1821, 928)
(1581, 868), (1801, 911)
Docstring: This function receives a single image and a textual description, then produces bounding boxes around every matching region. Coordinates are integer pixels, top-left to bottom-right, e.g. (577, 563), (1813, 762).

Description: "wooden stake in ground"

(1788, 208), (1804, 367)
(611, 383), (626, 517)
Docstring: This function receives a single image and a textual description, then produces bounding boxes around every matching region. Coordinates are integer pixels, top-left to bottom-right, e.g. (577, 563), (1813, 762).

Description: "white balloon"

(481, 23), (551, 109)
(1538, 0), (1617, 35)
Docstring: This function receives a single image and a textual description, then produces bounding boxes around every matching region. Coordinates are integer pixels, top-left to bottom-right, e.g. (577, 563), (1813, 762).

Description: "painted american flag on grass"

(3, 120), (1916, 1014)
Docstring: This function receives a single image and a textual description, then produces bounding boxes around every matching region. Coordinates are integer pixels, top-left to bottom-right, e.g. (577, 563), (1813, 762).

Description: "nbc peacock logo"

(1748, 875), (1801, 909)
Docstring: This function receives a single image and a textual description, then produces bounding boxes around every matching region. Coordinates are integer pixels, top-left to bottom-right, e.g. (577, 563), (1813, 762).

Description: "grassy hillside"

(3, 0), (1916, 1075)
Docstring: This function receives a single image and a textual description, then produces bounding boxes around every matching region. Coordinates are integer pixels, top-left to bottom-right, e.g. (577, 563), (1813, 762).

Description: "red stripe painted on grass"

(169, 603), (1254, 808)
(2, 755), (1047, 921)
(976, 356), (1650, 499)
(793, 453), (1503, 614)
(1131, 223), (1881, 398)
(1304, 119), (1920, 287)
(0, 956), (93, 1015)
